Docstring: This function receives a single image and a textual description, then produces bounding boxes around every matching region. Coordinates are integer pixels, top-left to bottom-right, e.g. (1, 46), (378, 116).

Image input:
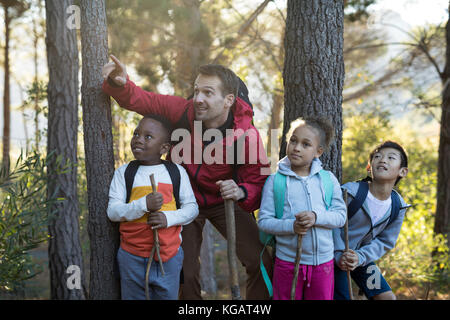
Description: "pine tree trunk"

(80, 0), (120, 299)
(172, 0), (218, 293)
(33, 7), (40, 150)
(2, 4), (10, 173)
(281, 0), (344, 180)
(173, 0), (211, 96)
(435, 5), (450, 247)
(45, 0), (86, 300)
(200, 220), (217, 295)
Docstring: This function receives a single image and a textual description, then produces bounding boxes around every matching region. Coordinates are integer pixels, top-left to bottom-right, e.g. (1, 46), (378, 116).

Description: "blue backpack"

(258, 169), (334, 297)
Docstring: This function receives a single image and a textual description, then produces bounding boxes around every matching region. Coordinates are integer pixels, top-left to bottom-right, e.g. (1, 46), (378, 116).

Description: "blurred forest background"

(0, 0), (448, 299)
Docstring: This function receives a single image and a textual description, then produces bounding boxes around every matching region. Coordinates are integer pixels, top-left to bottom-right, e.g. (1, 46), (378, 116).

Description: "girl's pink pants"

(272, 257), (334, 300)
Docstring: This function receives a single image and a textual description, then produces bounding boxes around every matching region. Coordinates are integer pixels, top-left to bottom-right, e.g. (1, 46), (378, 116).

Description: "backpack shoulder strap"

(347, 181), (369, 221)
(318, 169), (333, 209)
(259, 172), (286, 298)
(173, 107), (191, 132)
(388, 190), (401, 225)
(124, 160), (141, 203)
(273, 172), (287, 219)
(162, 160), (181, 209)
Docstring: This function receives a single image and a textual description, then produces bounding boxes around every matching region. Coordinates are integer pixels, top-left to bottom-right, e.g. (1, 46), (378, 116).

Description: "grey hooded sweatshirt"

(333, 181), (408, 267)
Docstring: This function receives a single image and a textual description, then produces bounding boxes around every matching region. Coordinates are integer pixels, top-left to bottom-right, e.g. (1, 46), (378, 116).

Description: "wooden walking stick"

(224, 199), (242, 300)
(145, 173), (165, 300)
(290, 235), (303, 300)
(343, 189), (354, 300)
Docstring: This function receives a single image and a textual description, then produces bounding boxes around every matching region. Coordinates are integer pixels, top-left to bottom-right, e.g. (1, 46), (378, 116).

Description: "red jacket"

(103, 79), (269, 212)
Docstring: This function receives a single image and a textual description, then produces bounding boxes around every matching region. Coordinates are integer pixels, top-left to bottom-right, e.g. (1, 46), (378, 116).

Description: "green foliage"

(342, 110), (449, 298)
(0, 151), (63, 293)
(342, 106), (392, 183)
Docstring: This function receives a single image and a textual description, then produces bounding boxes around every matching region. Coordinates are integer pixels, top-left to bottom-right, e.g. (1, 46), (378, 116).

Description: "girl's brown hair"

(287, 116), (335, 151)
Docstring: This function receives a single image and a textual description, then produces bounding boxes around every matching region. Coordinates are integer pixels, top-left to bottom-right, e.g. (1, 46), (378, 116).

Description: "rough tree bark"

(199, 220), (217, 294)
(1, 0), (27, 172)
(172, 0), (219, 295)
(2, 3), (10, 172)
(33, 0), (43, 150)
(80, 0), (120, 299)
(45, 0), (86, 300)
(281, 0), (344, 180)
(173, 0), (211, 97)
(435, 4), (450, 247)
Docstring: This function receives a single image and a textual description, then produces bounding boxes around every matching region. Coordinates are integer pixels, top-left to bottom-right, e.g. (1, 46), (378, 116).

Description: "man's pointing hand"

(102, 54), (127, 86)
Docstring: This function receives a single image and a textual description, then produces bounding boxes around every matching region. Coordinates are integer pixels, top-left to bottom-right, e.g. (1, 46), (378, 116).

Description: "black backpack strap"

(173, 107), (191, 132)
(124, 160), (141, 203)
(388, 190), (401, 225)
(237, 77), (253, 112)
(162, 160), (181, 209)
(347, 181), (369, 221)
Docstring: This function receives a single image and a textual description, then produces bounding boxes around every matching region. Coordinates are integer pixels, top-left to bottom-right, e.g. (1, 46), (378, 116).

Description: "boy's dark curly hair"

(142, 114), (173, 143)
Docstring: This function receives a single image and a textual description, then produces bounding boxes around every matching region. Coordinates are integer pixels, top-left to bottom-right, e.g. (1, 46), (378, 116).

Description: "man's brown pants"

(179, 203), (273, 300)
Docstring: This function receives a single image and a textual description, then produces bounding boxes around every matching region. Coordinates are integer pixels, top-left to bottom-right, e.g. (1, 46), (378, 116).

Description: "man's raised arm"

(101, 55), (189, 124)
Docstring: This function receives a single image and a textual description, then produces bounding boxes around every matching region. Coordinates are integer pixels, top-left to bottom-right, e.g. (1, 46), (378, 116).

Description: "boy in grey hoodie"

(258, 116), (346, 300)
(334, 141), (409, 300)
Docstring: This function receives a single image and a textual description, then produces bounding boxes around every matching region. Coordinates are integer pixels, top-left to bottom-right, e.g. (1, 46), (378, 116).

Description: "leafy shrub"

(0, 152), (64, 293)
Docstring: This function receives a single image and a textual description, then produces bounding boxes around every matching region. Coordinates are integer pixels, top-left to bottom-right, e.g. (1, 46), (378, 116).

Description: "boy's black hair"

(142, 114), (173, 143)
(367, 140), (408, 185)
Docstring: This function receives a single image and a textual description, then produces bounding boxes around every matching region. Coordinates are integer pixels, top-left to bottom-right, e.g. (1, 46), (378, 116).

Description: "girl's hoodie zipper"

(299, 177), (318, 266)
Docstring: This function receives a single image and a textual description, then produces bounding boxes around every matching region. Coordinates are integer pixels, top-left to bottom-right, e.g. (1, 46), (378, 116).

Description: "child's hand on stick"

(296, 211), (316, 227)
(343, 249), (358, 270)
(146, 192), (164, 212)
(293, 211), (316, 235)
(338, 250), (359, 271)
(147, 211), (167, 230)
(293, 220), (308, 235)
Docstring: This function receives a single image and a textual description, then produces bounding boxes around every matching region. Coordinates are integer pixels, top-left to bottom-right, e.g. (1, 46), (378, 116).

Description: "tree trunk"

(435, 5), (450, 248)
(199, 220), (217, 295)
(33, 1), (40, 150)
(80, 0), (120, 299)
(281, 0), (344, 180)
(172, 0), (218, 293)
(45, 0), (86, 300)
(267, 92), (283, 170)
(2, 4), (10, 173)
(173, 0), (211, 96)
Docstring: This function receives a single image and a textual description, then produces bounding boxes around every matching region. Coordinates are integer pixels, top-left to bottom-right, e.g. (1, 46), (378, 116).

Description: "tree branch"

(344, 49), (419, 103)
(211, 0), (272, 64)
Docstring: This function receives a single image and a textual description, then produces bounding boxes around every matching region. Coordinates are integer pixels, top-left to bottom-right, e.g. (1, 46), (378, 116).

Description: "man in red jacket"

(102, 55), (272, 299)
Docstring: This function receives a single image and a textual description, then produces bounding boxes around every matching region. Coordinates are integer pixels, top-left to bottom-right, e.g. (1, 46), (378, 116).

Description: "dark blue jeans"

(117, 246), (184, 300)
(334, 262), (391, 300)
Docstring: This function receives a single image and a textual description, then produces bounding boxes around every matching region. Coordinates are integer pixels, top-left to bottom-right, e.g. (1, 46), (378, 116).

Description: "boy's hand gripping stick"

(145, 173), (165, 300)
(224, 199), (242, 300)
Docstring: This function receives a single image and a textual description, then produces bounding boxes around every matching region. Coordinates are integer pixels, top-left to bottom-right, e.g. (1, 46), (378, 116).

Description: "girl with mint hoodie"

(258, 116), (346, 300)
